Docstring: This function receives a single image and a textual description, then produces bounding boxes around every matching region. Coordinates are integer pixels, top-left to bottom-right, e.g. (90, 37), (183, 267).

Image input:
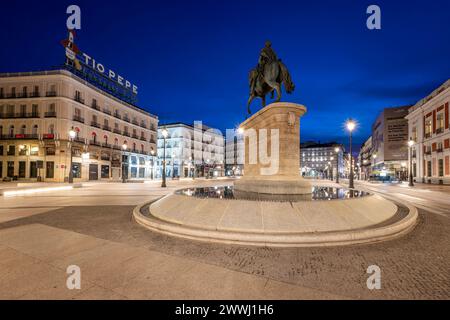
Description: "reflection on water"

(175, 186), (370, 202)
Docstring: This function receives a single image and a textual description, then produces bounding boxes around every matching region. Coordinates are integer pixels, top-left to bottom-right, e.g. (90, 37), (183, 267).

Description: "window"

(32, 125), (38, 135)
(438, 159), (444, 177)
(7, 145), (15, 156)
(139, 168), (145, 178)
(19, 161), (26, 178)
(72, 163), (82, 178)
(7, 161), (14, 177)
(48, 103), (56, 112)
(139, 157), (145, 165)
(45, 146), (55, 156)
(18, 145), (27, 156)
(437, 113), (444, 133)
(101, 165), (110, 178)
(130, 167), (137, 178)
(425, 119), (432, 137)
(30, 146), (39, 156)
(20, 104), (26, 115)
(427, 161), (432, 177)
(131, 156), (137, 165)
(0, 145), (3, 156)
(32, 104), (38, 115)
(20, 125), (26, 135)
(30, 162), (37, 178)
(46, 161), (54, 178)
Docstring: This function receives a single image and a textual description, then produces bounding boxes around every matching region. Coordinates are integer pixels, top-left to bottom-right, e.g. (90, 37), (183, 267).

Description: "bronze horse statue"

(247, 57), (295, 115)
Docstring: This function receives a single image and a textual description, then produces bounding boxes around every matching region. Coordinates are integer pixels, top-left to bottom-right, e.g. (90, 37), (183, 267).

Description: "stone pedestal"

(234, 102), (311, 195)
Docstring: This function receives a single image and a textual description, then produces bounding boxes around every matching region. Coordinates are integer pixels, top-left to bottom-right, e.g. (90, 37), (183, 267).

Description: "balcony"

(112, 145), (122, 150)
(74, 96), (85, 104)
(44, 111), (57, 118)
(103, 125), (112, 132)
(425, 133), (432, 139)
(89, 140), (101, 147)
(91, 104), (100, 111)
(123, 117), (130, 123)
(436, 127), (444, 135)
(425, 150), (432, 155)
(103, 109), (111, 115)
(113, 129), (121, 134)
(73, 115), (85, 123)
(16, 93), (27, 98)
(73, 137), (86, 144)
(114, 113), (121, 120)
(43, 134), (55, 140)
(29, 92), (40, 98)
(140, 123), (147, 129)
(132, 134), (139, 139)
(437, 147), (443, 153)
(91, 121), (101, 129)
(0, 134), (39, 140)
(102, 143), (112, 148)
(123, 132), (130, 137)
(150, 139), (156, 144)
(6, 93), (16, 98)
(140, 136), (147, 141)
(46, 91), (57, 97)
(2, 112), (40, 119)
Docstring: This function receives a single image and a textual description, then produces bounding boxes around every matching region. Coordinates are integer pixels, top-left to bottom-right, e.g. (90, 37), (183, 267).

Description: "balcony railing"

(89, 140), (101, 146)
(112, 145), (122, 150)
(91, 121), (101, 128)
(436, 128), (444, 135)
(73, 137), (86, 144)
(102, 143), (112, 148)
(0, 134), (39, 140)
(132, 134), (139, 139)
(140, 123), (147, 129)
(425, 150), (432, 155)
(113, 129), (122, 134)
(44, 111), (57, 118)
(103, 109), (111, 115)
(123, 132), (130, 137)
(425, 133), (432, 139)
(73, 115), (85, 123)
(91, 103), (100, 111)
(29, 92), (40, 98)
(140, 136), (147, 141)
(46, 91), (57, 97)
(437, 147), (443, 153)
(103, 125), (112, 132)
(114, 113), (121, 119)
(1, 112), (40, 119)
(132, 120), (139, 125)
(123, 117), (130, 123)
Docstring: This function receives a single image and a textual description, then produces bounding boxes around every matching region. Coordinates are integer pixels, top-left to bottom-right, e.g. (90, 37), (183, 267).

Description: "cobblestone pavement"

(1, 202), (448, 299)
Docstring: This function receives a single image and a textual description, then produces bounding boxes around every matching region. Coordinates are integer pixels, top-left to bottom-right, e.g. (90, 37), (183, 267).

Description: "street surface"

(0, 179), (448, 299)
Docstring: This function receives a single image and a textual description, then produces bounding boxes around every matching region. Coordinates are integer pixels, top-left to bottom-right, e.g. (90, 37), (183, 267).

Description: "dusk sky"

(1, 0), (449, 148)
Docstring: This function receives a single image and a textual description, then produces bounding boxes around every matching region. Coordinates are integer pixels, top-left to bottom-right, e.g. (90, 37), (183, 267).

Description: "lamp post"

(122, 143), (127, 183)
(334, 147), (340, 184)
(161, 129), (168, 188)
(408, 138), (415, 187)
(68, 128), (76, 184)
(150, 149), (155, 180)
(346, 119), (356, 189)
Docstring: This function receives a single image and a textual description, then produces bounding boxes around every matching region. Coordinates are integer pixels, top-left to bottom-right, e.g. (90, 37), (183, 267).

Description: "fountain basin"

(133, 185), (418, 247)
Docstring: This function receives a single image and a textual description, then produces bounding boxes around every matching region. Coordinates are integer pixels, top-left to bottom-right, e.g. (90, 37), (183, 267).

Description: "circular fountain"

(133, 103), (417, 247)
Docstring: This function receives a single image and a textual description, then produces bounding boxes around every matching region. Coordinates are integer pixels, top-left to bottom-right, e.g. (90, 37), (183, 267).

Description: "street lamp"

(408, 138), (415, 187)
(346, 119), (356, 189)
(161, 129), (168, 188)
(334, 147), (340, 184)
(68, 128), (76, 184)
(122, 143), (127, 183)
(150, 149), (155, 180)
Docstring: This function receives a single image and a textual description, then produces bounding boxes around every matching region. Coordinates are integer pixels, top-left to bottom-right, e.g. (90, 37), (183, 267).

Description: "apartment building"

(0, 69), (158, 182)
(157, 123), (224, 178)
(406, 79), (450, 184)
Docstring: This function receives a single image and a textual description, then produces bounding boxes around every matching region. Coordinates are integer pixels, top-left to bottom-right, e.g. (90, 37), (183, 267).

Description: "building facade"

(406, 79), (450, 184)
(300, 142), (344, 179)
(225, 133), (244, 177)
(0, 70), (158, 182)
(358, 136), (373, 180)
(157, 123), (224, 179)
(371, 106), (410, 181)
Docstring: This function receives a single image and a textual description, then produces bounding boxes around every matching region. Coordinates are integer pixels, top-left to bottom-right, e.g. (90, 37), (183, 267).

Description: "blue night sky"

(1, 0), (449, 149)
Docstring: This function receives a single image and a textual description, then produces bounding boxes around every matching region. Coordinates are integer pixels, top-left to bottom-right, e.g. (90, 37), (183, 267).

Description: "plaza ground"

(0, 179), (449, 300)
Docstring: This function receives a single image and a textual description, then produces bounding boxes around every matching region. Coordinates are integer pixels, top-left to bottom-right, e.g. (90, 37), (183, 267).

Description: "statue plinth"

(234, 102), (311, 195)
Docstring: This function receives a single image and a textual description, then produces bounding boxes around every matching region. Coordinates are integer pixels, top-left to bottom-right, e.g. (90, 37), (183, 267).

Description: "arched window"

(32, 125), (38, 135)
(114, 138), (119, 146)
(92, 132), (97, 143)
(20, 125), (26, 135)
(104, 134), (108, 144)
(133, 142), (136, 151)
